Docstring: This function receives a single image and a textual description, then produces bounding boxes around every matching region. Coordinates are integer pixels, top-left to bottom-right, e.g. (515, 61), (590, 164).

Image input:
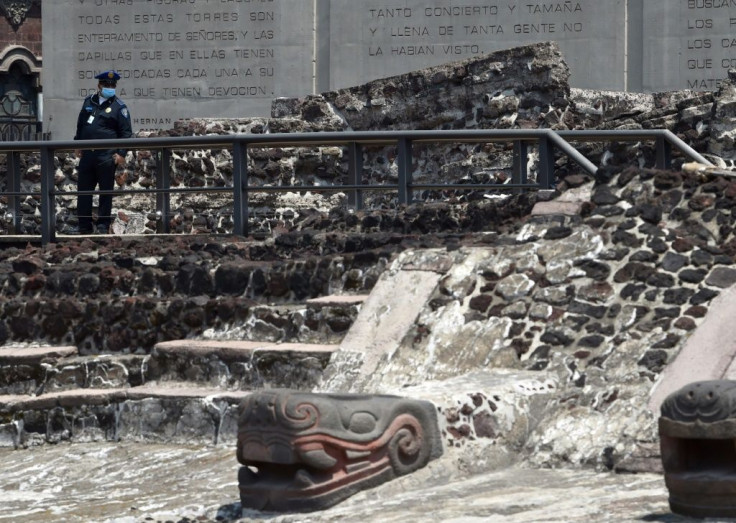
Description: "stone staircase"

(0, 245), (564, 470)
(0, 295), (367, 448)
(0, 243), (576, 521)
(0, 235), (395, 451)
(0, 346), (146, 395)
(198, 294), (370, 345)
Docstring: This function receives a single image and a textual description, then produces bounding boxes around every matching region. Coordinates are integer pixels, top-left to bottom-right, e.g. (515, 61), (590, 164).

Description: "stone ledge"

(153, 340), (338, 360)
(0, 372), (560, 461)
(0, 345), (77, 365)
(148, 341), (339, 391)
(125, 384), (250, 403)
(306, 294), (369, 307)
(0, 384), (250, 413)
(252, 342), (338, 354)
(531, 201), (585, 216)
(0, 383), (251, 447)
(1, 353), (148, 395)
(0, 387), (129, 411)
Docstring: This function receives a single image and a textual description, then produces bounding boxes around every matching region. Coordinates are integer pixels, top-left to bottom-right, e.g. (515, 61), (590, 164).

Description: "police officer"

(73, 70), (133, 234)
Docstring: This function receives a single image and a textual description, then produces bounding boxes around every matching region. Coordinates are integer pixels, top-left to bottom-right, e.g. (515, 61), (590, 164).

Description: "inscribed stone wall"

(41, 0), (736, 137)
(42, 0), (314, 139)
(642, 0), (736, 92)
(327, 0), (626, 92)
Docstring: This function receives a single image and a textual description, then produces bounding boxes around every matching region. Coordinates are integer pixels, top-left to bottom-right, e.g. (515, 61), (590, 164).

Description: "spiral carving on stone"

(283, 400), (320, 430)
(237, 390), (319, 431)
(386, 415), (428, 474)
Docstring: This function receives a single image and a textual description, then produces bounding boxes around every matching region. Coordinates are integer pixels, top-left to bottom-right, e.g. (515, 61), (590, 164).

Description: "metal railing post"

(156, 149), (172, 233)
(232, 140), (249, 237)
(512, 140), (529, 187)
(347, 141), (364, 209)
(546, 131), (599, 176)
(7, 151), (21, 234)
(39, 145), (56, 245)
(662, 130), (712, 167)
(537, 134), (555, 189)
(656, 134), (673, 170)
(397, 138), (412, 205)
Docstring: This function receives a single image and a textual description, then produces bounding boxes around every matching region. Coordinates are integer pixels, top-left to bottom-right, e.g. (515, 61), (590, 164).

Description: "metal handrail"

(0, 128), (712, 244)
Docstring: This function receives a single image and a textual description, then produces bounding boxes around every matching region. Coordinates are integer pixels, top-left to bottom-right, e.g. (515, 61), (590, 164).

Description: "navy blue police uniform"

(74, 70), (132, 234)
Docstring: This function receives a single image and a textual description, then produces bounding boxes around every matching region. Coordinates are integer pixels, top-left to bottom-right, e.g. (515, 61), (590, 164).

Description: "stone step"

(0, 337), (342, 396)
(306, 294), (369, 307)
(0, 340), (340, 396)
(304, 294), (369, 339)
(0, 351), (147, 396)
(148, 340), (338, 390)
(0, 383), (250, 448)
(0, 345), (79, 395)
(0, 289), (369, 354)
(0, 367), (564, 483)
(201, 294), (368, 345)
(0, 345), (78, 365)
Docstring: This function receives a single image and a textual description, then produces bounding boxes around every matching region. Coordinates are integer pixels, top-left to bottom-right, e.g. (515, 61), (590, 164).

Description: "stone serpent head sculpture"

(236, 389), (443, 512)
(660, 380), (736, 518)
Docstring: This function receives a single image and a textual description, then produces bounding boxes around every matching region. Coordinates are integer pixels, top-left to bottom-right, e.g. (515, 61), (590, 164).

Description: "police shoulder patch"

(121, 107), (129, 118)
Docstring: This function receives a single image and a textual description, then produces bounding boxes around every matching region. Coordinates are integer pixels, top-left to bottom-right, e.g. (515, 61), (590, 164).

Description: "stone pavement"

(0, 442), (704, 523)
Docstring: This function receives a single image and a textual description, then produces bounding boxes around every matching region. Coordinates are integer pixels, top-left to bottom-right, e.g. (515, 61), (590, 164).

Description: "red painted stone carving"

(660, 380), (736, 518)
(236, 389), (442, 512)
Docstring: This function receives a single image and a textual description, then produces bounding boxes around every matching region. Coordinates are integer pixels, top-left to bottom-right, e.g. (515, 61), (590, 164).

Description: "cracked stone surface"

(0, 442), (693, 523)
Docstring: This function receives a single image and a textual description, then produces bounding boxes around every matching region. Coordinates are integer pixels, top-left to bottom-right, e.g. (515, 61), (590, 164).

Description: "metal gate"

(0, 63), (44, 141)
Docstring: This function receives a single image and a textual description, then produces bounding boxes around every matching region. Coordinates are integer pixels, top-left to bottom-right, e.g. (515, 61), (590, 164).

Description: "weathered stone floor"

(0, 442), (704, 523)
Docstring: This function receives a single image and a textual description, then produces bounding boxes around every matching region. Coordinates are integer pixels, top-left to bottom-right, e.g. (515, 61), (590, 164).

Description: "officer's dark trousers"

(78, 152), (115, 232)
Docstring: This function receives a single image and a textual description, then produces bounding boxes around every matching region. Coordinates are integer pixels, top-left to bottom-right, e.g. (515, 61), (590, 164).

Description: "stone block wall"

(0, 235), (392, 353)
(0, 4), (41, 57)
(327, 165), (736, 471)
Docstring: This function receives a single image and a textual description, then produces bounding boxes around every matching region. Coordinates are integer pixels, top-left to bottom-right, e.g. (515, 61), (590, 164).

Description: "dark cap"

(95, 70), (121, 82)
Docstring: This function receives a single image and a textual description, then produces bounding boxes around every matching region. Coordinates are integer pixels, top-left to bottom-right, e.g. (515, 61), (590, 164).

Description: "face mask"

(100, 87), (116, 98)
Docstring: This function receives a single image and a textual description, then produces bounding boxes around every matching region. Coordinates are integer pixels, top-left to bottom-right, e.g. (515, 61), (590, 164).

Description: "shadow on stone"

(215, 501), (244, 521)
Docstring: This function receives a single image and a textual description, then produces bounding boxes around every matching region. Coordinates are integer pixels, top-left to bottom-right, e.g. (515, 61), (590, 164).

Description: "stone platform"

(0, 441), (682, 523)
(0, 340), (341, 448)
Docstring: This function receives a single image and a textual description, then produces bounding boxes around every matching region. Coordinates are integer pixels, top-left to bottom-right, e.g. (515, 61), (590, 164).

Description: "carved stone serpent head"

(236, 389), (443, 512)
(660, 380), (736, 518)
